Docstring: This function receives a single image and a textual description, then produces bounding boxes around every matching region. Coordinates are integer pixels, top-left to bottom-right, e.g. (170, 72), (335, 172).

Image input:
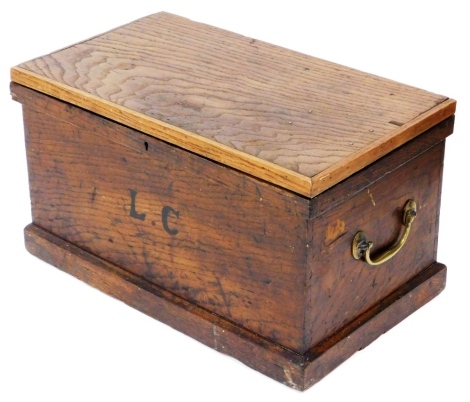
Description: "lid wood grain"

(11, 12), (456, 197)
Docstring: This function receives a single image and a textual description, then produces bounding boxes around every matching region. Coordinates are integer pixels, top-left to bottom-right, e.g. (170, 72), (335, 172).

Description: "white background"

(1, 1), (468, 401)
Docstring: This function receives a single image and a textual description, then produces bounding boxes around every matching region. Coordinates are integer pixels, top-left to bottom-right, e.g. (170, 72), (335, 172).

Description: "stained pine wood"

(306, 141), (445, 350)
(11, 12), (456, 390)
(15, 83), (309, 353)
(13, 83), (454, 356)
(24, 223), (447, 391)
(10, 12), (456, 197)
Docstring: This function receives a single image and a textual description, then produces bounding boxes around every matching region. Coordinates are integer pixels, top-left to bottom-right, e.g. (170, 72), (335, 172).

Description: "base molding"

(24, 223), (446, 391)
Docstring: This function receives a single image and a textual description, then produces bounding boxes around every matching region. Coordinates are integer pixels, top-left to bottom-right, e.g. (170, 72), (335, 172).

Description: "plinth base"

(24, 223), (446, 391)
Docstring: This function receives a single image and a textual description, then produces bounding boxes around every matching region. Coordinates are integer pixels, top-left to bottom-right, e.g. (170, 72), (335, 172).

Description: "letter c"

(162, 206), (179, 236)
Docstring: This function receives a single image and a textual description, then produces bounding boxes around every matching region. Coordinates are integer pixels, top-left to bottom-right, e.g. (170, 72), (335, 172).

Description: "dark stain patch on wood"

(90, 187), (97, 203)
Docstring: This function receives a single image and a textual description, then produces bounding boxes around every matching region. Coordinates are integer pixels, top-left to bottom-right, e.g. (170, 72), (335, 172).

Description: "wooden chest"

(11, 12), (456, 390)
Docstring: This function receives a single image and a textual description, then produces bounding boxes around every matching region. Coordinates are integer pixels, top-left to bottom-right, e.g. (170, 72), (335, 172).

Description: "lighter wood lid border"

(10, 13), (456, 198)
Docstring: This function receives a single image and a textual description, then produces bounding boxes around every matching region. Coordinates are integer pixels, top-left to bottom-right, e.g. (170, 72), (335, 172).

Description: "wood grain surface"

(13, 83), (454, 354)
(306, 141), (445, 350)
(310, 117), (454, 217)
(10, 12), (456, 197)
(24, 223), (447, 390)
(15, 83), (309, 353)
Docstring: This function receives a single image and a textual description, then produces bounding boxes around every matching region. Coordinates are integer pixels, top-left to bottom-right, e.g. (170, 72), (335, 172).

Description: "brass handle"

(352, 199), (417, 266)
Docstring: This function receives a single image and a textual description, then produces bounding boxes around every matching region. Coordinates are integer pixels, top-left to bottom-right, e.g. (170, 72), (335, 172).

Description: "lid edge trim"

(11, 66), (455, 199)
(309, 98), (456, 197)
(11, 66), (312, 197)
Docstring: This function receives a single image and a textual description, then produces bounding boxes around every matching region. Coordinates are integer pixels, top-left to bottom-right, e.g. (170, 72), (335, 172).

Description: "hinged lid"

(11, 12), (456, 197)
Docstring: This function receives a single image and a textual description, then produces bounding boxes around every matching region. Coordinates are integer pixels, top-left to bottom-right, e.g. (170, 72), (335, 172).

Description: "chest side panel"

(305, 125), (450, 351)
(18, 85), (309, 353)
